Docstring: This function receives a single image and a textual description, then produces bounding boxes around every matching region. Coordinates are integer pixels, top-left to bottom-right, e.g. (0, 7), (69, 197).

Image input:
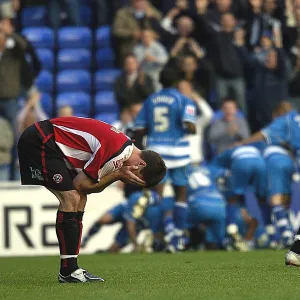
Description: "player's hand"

(144, 54), (157, 62)
(118, 166), (145, 186)
(167, 7), (180, 19)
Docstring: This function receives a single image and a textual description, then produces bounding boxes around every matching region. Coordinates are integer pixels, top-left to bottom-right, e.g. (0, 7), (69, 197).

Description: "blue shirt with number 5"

(135, 88), (196, 168)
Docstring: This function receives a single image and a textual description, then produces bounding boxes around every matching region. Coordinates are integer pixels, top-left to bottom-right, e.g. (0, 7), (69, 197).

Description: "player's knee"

(60, 190), (81, 211)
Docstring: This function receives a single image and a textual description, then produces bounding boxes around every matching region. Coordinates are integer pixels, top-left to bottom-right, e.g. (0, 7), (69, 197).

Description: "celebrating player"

(215, 145), (266, 251)
(81, 189), (160, 252)
(134, 69), (197, 252)
(235, 103), (300, 265)
(17, 117), (166, 283)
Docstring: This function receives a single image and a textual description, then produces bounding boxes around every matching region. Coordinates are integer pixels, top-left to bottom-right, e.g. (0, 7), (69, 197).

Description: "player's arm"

(182, 98), (197, 134)
(73, 166), (145, 194)
(237, 115), (289, 147)
(235, 131), (265, 147)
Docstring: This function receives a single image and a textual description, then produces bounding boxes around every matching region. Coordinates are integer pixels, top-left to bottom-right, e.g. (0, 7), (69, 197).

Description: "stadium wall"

(0, 183), (124, 257)
(1, 183), (300, 257)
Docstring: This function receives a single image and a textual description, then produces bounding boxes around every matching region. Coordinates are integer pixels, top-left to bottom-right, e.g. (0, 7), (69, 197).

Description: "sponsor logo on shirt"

(186, 105), (195, 115)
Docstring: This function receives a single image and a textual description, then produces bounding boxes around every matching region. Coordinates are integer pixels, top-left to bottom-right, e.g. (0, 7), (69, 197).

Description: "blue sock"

(81, 222), (101, 247)
(174, 202), (188, 234)
(272, 205), (293, 242)
(260, 203), (272, 226)
(226, 203), (240, 229)
(164, 215), (175, 243)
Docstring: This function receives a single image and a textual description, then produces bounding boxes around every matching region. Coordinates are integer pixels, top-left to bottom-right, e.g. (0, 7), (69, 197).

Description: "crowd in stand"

(0, 0), (299, 180)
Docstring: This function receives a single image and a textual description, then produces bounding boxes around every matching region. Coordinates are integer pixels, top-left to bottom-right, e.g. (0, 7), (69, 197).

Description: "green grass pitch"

(1, 251), (300, 300)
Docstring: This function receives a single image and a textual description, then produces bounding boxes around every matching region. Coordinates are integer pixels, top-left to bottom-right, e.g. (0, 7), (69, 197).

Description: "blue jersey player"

(236, 101), (300, 266)
(135, 69), (197, 252)
(215, 145), (266, 251)
(81, 190), (160, 252)
(187, 165), (226, 249)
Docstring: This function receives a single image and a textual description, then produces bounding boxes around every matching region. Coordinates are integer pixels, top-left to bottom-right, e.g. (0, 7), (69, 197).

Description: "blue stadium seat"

(36, 49), (54, 70)
(57, 49), (91, 70)
(57, 92), (91, 115)
(22, 27), (54, 48)
(96, 48), (115, 69)
(95, 69), (121, 91)
(58, 27), (92, 48)
(21, 6), (47, 27)
(35, 70), (53, 93)
(40, 93), (53, 116)
(80, 5), (92, 26)
(95, 91), (119, 114)
(57, 70), (91, 92)
(95, 113), (119, 124)
(96, 26), (111, 48)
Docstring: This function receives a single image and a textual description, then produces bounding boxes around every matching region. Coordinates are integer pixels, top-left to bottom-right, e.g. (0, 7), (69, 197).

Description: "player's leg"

(266, 157), (294, 247)
(156, 171), (175, 245)
(81, 204), (123, 248)
(227, 160), (253, 250)
(170, 166), (189, 251)
(227, 160), (249, 238)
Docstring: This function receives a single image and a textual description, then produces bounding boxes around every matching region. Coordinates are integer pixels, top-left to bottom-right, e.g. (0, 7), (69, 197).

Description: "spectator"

(16, 89), (47, 136)
(0, 18), (41, 83)
(114, 54), (155, 111)
(48, 0), (82, 29)
(289, 55), (300, 109)
(236, 28), (288, 128)
(57, 105), (73, 117)
(0, 116), (13, 181)
(208, 98), (250, 154)
(177, 54), (214, 100)
(246, 0), (282, 49)
(0, 0), (19, 19)
(94, 0), (127, 26)
(161, 15), (196, 50)
(134, 29), (168, 90)
(0, 25), (31, 126)
(112, 0), (162, 64)
(207, 0), (234, 29)
(201, 12), (246, 114)
(178, 79), (213, 164)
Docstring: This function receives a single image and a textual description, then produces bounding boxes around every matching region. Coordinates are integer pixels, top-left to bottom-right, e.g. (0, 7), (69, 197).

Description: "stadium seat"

(36, 49), (54, 70)
(96, 26), (111, 48)
(57, 49), (91, 70)
(35, 70), (53, 93)
(22, 27), (54, 49)
(80, 5), (92, 26)
(57, 92), (91, 115)
(94, 69), (121, 91)
(96, 48), (115, 69)
(58, 27), (92, 48)
(21, 6), (47, 27)
(95, 113), (119, 124)
(57, 70), (91, 92)
(40, 93), (53, 116)
(95, 91), (119, 114)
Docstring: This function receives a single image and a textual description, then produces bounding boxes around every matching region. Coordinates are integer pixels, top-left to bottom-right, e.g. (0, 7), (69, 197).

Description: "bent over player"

(17, 117), (166, 283)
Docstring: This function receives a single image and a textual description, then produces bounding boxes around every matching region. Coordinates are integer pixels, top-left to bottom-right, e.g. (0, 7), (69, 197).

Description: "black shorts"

(18, 120), (76, 191)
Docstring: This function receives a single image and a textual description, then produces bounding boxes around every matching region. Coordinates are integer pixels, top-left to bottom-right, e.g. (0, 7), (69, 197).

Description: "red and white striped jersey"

(50, 117), (133, 182)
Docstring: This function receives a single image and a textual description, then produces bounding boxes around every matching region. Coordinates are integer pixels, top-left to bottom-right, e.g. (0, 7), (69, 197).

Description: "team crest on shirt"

(53, 174), (63, 183)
